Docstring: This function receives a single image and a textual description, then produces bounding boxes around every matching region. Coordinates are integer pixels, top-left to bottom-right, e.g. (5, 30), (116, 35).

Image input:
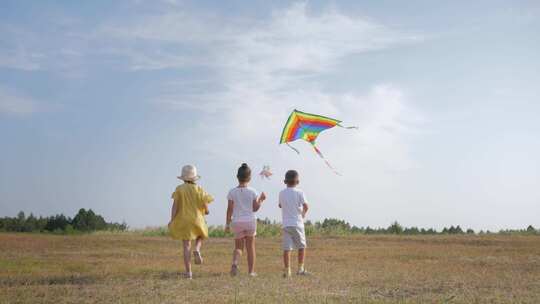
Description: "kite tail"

(311, 144), (342, 176)
(337, 123), (359, 130)
(286, 143), (301, 154)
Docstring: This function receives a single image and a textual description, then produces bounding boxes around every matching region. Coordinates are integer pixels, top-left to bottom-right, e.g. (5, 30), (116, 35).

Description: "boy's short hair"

(237, 163), (251, 182)
(284, 170), (299, 185)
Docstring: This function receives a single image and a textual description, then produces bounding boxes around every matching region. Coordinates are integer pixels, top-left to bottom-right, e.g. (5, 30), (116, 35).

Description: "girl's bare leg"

(193, 237), (203, 264)
(194, 237), (203, 252)
(246, 236), (255, 273)
(232, 238), (245, 266)
(182, 240), (192, 274)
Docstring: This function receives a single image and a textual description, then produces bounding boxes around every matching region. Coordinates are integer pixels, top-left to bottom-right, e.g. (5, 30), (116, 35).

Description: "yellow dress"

(169, 183), (214, 240)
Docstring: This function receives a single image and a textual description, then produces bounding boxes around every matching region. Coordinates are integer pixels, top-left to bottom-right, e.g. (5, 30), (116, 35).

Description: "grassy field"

(1, 233), (539, 303)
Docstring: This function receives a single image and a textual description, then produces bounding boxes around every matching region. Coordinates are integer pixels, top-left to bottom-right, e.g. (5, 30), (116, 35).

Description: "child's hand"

(224, 224), (231, 234)
(260, 192), (266, 202)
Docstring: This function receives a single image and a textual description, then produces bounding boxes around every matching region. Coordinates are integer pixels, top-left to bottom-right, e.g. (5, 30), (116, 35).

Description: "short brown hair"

(237, 163), (251, 182)
(284, 170), (299, 186)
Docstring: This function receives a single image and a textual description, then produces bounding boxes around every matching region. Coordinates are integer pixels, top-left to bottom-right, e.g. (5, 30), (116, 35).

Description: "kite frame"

(278, 109), (342, 144)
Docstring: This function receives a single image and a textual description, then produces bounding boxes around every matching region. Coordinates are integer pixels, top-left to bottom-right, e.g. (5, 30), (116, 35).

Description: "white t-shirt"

(227, 186), (259, 223)
(279, 187), (307, 228)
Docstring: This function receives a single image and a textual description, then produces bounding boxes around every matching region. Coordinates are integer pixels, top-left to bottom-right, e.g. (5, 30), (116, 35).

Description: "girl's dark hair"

(237, 163), (251, 182)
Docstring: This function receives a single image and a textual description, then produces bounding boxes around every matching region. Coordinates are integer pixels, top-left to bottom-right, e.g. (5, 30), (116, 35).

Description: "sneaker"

(230, 264), (239, 277)
(184, 272), (193, 279)
(193, 251), (203, 265)
(296, 269), (309, 276)
(248, 272), (257, 277)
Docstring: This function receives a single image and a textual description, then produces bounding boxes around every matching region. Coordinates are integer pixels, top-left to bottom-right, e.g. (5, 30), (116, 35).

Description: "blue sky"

(1, 1), (539, 230)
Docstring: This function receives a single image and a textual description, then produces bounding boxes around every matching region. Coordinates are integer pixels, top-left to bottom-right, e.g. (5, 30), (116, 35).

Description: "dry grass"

(1, 233), (539, 303)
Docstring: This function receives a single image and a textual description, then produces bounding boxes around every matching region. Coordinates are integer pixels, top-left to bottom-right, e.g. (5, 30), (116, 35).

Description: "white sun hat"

(177, 165), (201, 182)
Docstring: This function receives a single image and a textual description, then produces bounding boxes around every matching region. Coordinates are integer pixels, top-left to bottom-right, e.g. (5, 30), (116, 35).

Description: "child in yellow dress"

(168, 165), (214, 279)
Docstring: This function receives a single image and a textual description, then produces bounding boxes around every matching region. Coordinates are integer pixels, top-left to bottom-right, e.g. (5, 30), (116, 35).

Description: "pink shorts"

(232, 221), (257, 239)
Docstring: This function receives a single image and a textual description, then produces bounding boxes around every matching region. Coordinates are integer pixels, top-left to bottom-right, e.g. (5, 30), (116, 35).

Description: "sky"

(1, 0), (539, 231)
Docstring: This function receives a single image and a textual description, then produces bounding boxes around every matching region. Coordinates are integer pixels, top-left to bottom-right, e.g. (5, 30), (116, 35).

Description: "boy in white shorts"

(279, 170), (309, 278)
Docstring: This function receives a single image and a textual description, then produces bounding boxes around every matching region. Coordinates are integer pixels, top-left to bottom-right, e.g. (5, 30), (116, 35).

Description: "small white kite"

(259, 165), (273, 179)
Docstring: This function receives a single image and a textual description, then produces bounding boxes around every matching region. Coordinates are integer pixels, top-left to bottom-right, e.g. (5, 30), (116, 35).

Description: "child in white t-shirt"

(225, 163), (266, 277)
(279, 169), (309, 278)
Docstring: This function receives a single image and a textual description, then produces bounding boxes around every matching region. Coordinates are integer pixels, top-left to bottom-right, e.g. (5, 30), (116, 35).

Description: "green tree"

(404, 227), (420, 235)
(14, 211), (26, 232)
(72, 208), (88, 231)
(387, 221), (403, 234)
(72, 208), (107, 231)
(321, 218), (351, 230)
(23, 213), (38, 232)
(45, 214), (70, 231)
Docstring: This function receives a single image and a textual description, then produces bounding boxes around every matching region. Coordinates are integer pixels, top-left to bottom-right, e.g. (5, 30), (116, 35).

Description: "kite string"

(311, 144), (342, 176)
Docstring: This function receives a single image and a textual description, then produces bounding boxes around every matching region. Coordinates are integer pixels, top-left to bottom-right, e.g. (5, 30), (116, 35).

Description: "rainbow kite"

(279, 109), (357, 174)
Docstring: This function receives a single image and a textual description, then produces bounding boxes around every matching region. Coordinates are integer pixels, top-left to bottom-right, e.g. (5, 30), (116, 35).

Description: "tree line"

(1, 212), (537, 236)
(255, 218), (539, 236)
(303, 219), (539, 235)
(0, 209), (127, 234)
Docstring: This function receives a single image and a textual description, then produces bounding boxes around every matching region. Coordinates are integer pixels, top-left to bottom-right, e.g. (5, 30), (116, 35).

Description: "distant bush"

(499, 225), (539, 236)
(3, 212), (538, 237)
(208, 225), (230, 238)
(256, 218), (282, 237)
(144, 219), (539, 238)
(0, 210), (127, 234)
(139, 226), (169, 237)
(137, 219), (282, 238)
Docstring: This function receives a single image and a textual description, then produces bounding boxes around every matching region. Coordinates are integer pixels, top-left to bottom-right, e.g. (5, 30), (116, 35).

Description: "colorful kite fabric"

(279, 109), (357, 175)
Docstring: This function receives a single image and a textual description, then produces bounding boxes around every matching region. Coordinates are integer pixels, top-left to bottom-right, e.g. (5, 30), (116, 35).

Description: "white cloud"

(97, 3), (419, 73)
(135, 4), (422, 152)
(0, 86), (39, 115)
(102, 3), (424, 186)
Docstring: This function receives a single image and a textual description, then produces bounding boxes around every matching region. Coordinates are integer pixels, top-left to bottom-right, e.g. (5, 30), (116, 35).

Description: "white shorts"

(282, 226), (307, 251)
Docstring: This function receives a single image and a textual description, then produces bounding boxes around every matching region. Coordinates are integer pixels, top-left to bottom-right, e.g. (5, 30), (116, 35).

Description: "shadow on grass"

(0, 275), (97, 287)
(135, 269), (224, 280)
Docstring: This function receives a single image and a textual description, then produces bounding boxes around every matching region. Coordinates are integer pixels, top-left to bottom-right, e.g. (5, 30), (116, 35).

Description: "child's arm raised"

(253, 192), (266, 212)
(225, 200), (234, 233)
